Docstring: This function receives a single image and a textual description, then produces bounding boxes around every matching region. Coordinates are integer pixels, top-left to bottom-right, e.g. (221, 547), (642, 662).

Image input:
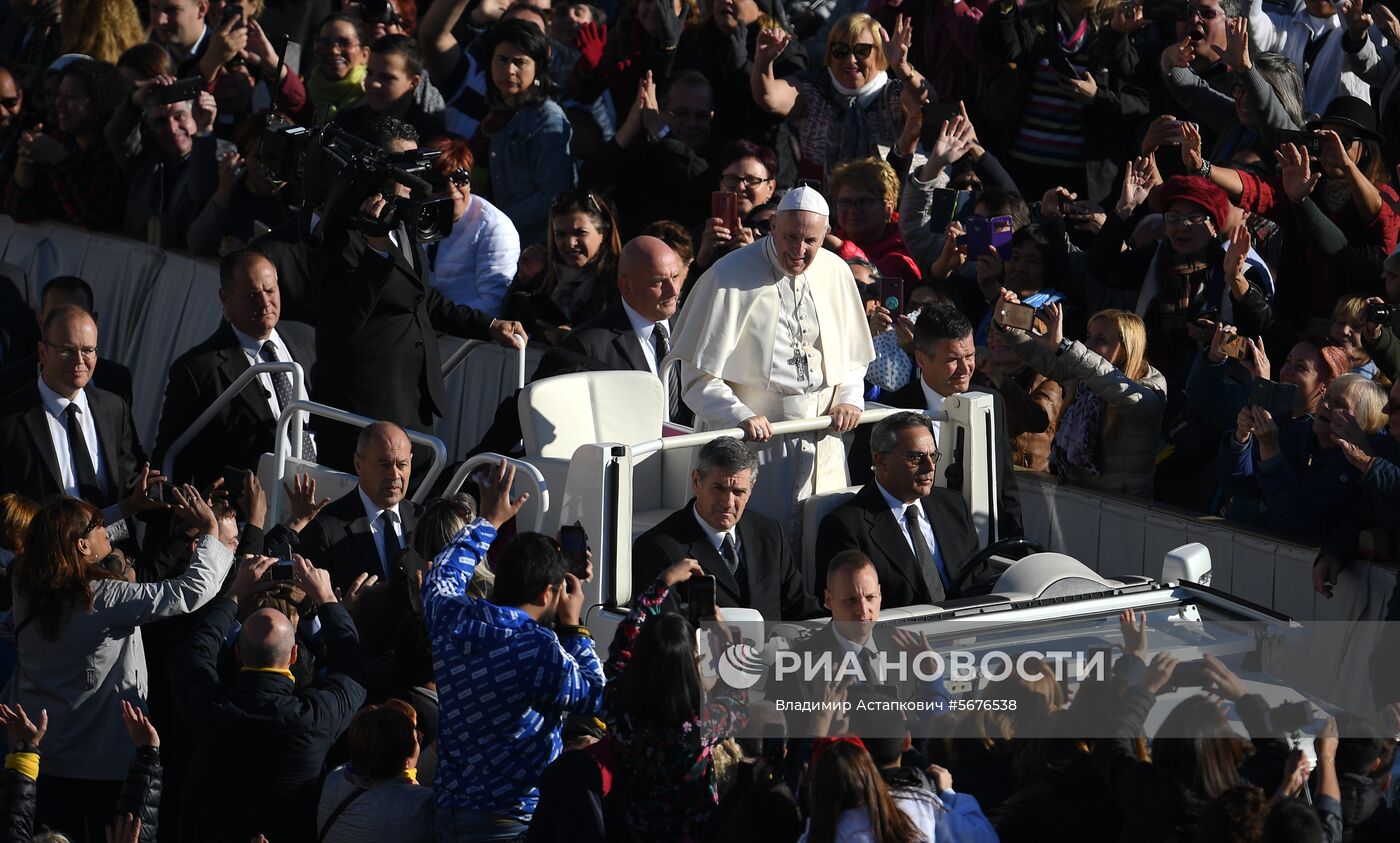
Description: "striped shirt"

(422, 520), (605, 821)
(1010, 56), (1089, 168)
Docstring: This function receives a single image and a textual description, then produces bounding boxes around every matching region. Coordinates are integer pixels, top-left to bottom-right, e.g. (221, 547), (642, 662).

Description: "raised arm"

(419, 0), (470, 83)
(750, 27), (800, 117)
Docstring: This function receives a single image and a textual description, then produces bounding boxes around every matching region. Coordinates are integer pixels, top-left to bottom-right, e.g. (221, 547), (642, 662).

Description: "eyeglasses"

(836, 196), (884, 212)
(315, 37), (361, 51)
(82, 513), (105, 535)
(829, 42), (875, 61)
(898, 450), (940, 467)
(720, 174), (772, 189)
(0, 96), (19, 109)
(1164, 212), (1210, 228)
(448, 168), (470, 187)
(1190, 3), (1219, 20)
(42, 340), (98, 360)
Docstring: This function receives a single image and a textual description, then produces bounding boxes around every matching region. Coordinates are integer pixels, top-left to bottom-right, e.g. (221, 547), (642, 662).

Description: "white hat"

(777, 185), (830, 217)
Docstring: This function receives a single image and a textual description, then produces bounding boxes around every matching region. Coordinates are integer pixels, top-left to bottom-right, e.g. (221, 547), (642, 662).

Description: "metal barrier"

(266, 399), (448, 525)
(443, 453), (551, 533)
(632, 405), (922, 458)
(161, 361), (306, 479)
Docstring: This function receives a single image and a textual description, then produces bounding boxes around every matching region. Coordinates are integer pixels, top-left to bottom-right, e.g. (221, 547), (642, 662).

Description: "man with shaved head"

(270, 420), (422, 592)
(172, 554), (366, 842)
(0, 304), (159, 521)
(537, 234), (691, 421)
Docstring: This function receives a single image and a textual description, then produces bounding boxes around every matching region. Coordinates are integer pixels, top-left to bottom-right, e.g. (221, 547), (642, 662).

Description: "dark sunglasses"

(448, 168), (470, 187)
(829, 42), (875, 61)
(83, 513), (106, 535)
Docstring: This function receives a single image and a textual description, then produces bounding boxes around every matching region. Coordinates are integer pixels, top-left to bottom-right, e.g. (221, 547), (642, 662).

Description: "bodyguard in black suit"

(270, 422), (421, 593)
(154, 248), (317, 486)
(308, 117), (527, 470)
(632, 436), (820, 621)
(0, 307), (150, 516)
(853, 304), (1023, 539)
(534, 236), (692, 423)
(817, 412), (982, 608)
(0, 275), (134, 404)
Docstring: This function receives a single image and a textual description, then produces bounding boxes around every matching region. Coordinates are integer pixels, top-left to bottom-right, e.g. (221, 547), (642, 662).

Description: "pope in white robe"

(669, 187), (876, 537)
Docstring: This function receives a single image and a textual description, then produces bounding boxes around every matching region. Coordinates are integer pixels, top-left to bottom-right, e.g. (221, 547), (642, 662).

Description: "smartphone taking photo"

(688, 575), (717, 626)
(558, 522), (590, 578)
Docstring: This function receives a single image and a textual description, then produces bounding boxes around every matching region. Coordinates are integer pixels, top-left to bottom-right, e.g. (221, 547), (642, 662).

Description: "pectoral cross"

(788, 345), (811, 384)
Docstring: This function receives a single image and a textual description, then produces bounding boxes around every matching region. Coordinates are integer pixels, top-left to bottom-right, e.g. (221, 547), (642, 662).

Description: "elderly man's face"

(1178, 0), (1229, 63)
(872, 424), (938, 504)
(663, 82), (712, 150)
(146, 101), (197, 159)
(355, 429), (412, 509)
(219, 255), (281, 340)
(618, 246), (682, 323)
(771, 210), (827, 276)
(916, 334), (975, 397)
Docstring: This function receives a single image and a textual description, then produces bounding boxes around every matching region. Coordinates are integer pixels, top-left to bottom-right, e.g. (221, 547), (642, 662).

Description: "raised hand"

(1275, 142), (1320, 203)
(119, 699), (159, 748)
(1159, 35), (1195, 71)
(1179, 121), (1204, 173)
(1118, 608), (1148, 660)
(754, 27), (791, 67)
(283, 473), (331, 530)
(1117, 155), (1155, 215)
(1224, 222), (1252, 300)
(480, 457), (528, 529)
(1224, 16), (1251, 69)
(1345, 0), (1372, 35)
(575, 22), (608, 69)
(169, 482), (219, 535)
(653, 0), (685, 49)
(0, 704), (47, 747)
(880, 15), (915, 78)
(1111, 0), (1147, 32)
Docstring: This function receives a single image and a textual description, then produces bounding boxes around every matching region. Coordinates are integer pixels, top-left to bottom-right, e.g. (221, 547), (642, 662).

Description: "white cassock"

(669, 236), (876, 537)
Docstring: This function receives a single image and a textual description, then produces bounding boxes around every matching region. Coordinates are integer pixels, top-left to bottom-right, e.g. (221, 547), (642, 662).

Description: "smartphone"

(993, 300), (1038, 331)
(1048, 52), (1080, 79)
(158, 76), (204, 104)
(1278, 130), (1323, 157)
(1249, 378), (1298, 422)
(266, 542), (294, 580)
(688, 575), (717, 626)
(1170, 659), (1211, 688)
(919, 100), (963, 149)
(219, 465), (248, 500)
(712, 191), (739, 234)
(879, 276), (905, 318)
(145, 480), (168, 504)
(963, 215), (1014, 260)
(1142, 0), (1191, 20)
(1211, 331), (1248, 361)
(928, 187), (973, 228)
(558, 522), (589, 578)
(224, 2), (244, 28)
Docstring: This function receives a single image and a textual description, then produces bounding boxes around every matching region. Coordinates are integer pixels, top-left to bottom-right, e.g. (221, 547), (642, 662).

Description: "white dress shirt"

(230, 325), (312, 456)
(621, 300), (661, 376)
(874, 480), (942, 574)
(691, 504), (741, 561)
(918, 377), (948, 450)
(37, 378), (109, 502)
(359, 486), (405, 577)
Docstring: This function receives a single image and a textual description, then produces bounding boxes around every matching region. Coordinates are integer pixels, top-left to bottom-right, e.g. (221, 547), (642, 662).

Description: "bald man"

(269, 420), (422, 592)
(535, 235), (692, 422)
(0, 305), (155, 520)
(173, 554), (366, 842)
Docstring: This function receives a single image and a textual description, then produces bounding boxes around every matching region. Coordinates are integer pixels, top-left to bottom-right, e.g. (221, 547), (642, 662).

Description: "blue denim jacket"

(489, 99), (575, 246)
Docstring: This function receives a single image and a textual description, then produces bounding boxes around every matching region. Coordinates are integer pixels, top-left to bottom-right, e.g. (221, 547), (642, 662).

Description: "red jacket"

(835, 216), (923, 285)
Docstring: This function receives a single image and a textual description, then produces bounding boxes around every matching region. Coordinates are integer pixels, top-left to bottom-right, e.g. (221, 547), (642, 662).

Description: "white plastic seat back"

(257, 453), (359, 521)
(519, 370), (665, 457)
(992, 552), (1120, 600)
(801, 486), (860, 590)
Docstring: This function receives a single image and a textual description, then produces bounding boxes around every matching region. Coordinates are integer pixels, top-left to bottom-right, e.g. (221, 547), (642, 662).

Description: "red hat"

(1156, 175), (1233, 231)
(811, 734), (867, 769)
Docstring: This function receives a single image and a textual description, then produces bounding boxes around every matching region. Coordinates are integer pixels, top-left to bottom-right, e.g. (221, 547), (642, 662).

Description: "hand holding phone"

(879, 276), (904, 318)
(1211, 330), (1248, 361)
(712, 191), (739, 234)
(688, 575), (717, 625)
(559, 522), (591, 579)
(993, 300), (1038, 331)
(158, 76), (204, 105)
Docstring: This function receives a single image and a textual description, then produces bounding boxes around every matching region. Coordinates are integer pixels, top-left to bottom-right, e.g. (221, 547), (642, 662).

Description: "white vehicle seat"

(800, 486), (860, 590)
(992, 552), (1122, 600)
(257, 453), (359, 519)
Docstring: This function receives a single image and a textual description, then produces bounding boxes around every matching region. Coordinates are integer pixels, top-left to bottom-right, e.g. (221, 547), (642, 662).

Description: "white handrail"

(441, 339), (528, 390)
(266, 399), (448, 525)
(631, 406), (933, 457)
(443, 453), (551, 533)
(161, 361), (305, 479)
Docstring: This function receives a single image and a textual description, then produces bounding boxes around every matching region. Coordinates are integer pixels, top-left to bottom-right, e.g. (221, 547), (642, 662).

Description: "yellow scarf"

(241, 665), (295, 682)
(308, 63), (366, 122)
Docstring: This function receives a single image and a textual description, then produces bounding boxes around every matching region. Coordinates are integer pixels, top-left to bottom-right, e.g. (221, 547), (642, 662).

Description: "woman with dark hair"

(115, 43), (175, 87)
(798, 739), (926, 843)
(695, 138), (780, 269)
(1192, 96), (1400, 326)
(472, 18), (575, 245)
(503, 188), (622, 342)
(424, 133), (521, 316)
(305, 13), (371, 121)
(9, 489), (234, 840)
(4, 57), (126, 230)
(600, 557), (748, 842)
(318, 699), (435, 843)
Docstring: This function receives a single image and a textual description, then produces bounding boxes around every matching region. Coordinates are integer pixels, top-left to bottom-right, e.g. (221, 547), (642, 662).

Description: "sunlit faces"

(718, 156), (775, 217)
(770, 210), (827, 276)
(363, 51), (421, 113)
(314, 19), (369, 81)
(552, 211), (606, 268)
(491, 42), (537, 103)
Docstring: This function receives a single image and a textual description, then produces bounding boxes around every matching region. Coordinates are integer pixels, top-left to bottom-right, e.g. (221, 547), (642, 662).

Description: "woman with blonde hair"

(751, 12), (920, 184)
(827, 156), (921, 283)
(998, 294), (1167, 497)
(61, 0), (144, 64)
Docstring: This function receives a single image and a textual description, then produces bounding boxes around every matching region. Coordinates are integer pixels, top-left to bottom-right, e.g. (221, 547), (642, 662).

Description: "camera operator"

(309, 115), (527, 471)
(1358, 253), (1400, 382)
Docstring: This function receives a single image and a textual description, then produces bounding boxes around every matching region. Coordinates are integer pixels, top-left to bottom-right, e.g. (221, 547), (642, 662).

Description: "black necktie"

(904, 504), (945, 602)
(719, 534), (740, 576)
(259, 341), (316, 461)
(653, 321), (681, 422)
(380, 511), (402, 576)
(64, 404), (103, 504)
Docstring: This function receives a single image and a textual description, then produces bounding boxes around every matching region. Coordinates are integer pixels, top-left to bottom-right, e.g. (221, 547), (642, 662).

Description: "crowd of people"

(4, 0), (1400, 840)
